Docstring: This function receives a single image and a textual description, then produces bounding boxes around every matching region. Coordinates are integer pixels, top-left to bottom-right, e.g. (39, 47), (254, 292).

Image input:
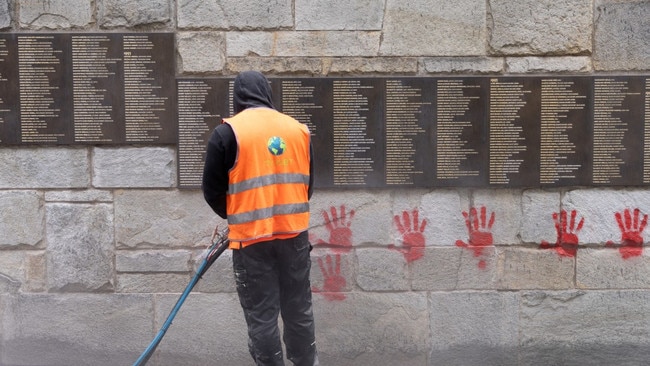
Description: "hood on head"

(233, 71), (275, 114)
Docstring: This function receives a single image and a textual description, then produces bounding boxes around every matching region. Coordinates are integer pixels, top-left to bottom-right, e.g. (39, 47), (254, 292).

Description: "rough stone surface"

(381, 0), (486, 56)
(310, 248), (355, 299)
(177, 0), (293, 30)
(520, 190), (561, 244)
(193, 248), (236, 293)
(0, 0), (10, 28)
(19, 0), (92, 29)
(46, 203), (114, 292)
(116, 250), (192, 273)
(313, 292), (429, 365)
(419, 190), (469, 245)
(594, 0), (650, 70)
(99, 0), (171, 28)
(0, 148), (90, 188)
(0, 191), (44, 248)
(0, 251), (45, 293)
(227, 31), (381, 57)
(473, 189), (523, 245)
(116, 273), (191, 293)
(227, 56), (323, 75)
(114, 190), (219, 249)
(497, 247), (574, 289)
(488, 0), (592, 55)
(429, 291), (519, 366)
(577, 248), (650, 289)
(356, 248), (409, 291)
(92, 147), (175, 188)
(177, 31), (226, 73)
(326, 57), (418, 75)
(519, 290), (650, 364)
(420, 57), (504, 74)
(411, 247), (497, 290)
(154, 293), (250, 365)
(295, 0), (384, 30)
(2, 294), (152, 366)
(506, 56), (593, 73)
(44, 189), (113, 203)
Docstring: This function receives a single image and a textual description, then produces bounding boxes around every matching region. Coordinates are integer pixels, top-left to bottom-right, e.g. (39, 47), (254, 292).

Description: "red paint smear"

(318, 205), (355, 254)
(540, 210), (583, 257)
(312, 254), (346, 302)
(389, 209), (427, 263)
(456, 206), (495, 269)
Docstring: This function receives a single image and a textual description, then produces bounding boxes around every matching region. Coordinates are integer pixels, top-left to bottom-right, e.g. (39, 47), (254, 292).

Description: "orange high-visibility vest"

(224, 107), (311, 248)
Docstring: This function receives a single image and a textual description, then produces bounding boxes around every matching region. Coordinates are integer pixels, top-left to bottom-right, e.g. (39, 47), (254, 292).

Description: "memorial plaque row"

(177, 76), (650, 189)
(0, 33), (176, 145)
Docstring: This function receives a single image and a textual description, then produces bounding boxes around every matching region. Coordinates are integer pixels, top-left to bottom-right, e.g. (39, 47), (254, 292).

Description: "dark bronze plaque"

(0, 34), (19, 144)
(433, 77), (488, 187)
(592, 76), (645, 185)
(0, 33), (176, 145)
(176, 78), (230, 188)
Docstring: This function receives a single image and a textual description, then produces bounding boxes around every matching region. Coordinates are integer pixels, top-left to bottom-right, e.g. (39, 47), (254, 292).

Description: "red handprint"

(312, 254), (346, 301)
(540, 209), (584, 257)
(606, 208), (647, 259)
(455, 206), (495, 269)
(318, 205), (355, 253)
(389, 209), (427, 263)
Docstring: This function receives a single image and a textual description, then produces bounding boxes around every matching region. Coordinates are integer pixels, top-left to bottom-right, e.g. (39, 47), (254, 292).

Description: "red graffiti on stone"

(312, 254), (346, 301)
(455, 206), (495, 269)
(540, 209), (584, 257)
(389, 209), (427, 263)
(606, 208), (648, 259)
(319, 205), (355, 253)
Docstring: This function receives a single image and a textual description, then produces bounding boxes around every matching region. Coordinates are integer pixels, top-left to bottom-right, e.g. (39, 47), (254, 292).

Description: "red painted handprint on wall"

(312, 254), (346, 301)
(607, 208), (648, 259)
(389, 209), (427, 263)
(318, 205), (355, 253)
(540, 209), (584, 257)
(456, 206), (495, 269)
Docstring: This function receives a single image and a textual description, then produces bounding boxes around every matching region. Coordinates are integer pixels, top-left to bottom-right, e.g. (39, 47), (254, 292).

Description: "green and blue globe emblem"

(267, 136), (286, 156)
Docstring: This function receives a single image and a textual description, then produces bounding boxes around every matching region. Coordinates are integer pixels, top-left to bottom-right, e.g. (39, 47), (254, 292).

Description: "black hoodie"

(202, 71), (314, 218)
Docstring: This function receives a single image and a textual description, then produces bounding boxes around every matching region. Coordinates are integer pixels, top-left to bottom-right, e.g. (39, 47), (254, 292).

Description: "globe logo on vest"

(267, 136), (286, 156)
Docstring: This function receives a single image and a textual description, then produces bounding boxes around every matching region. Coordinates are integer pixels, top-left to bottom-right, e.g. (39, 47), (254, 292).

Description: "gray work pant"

(232, 231), (319, 366)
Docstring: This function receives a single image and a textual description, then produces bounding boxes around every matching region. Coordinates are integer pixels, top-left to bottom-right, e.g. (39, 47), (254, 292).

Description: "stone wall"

(1, 0), (650, 365)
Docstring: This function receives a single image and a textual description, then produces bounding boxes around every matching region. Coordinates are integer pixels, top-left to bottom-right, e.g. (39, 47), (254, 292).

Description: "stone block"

(420, 57), (504, 74)
(46, 203), (114, 292)
(520, 190), (560, 244)
(309, 191), (392, 250)
(153, 293), (249, 365)
(92, 147), (176, 188)
(116, 250), (192, 273)
(310, 247), (354, 301)
(497, 247), (574, 289)
(577, 248), (650, 289)
(295, 0), (384, 30)
(227, 31), (381, 57)
(0, 190), (43, 248)
(114, 190), (221, 249)
(2, 294), (152, 365)
(326, 57), (418, 74)
(0, 0), (10, 29)
(0, 148), (90, 188)
(314, 292), (429, 365)
(193, 248), (236, 293)
(44, 189), (113, 202)
(429, 291), (519, 366)
(473, 189), (523, 245)
(0, 251), (45, 293)
(488, 0), (592, 55)
(178, 0), (292, 30)
(116, 273), (191, 293)
(419, 190), (469, 246)
(177, 31), (226, 73)
(519, 290), (650, 364)
(99, 0), (171, 28)
(411, 247), (497, 291)
(594, 0), (650, 70)
(506, 56), (592, 73)
(380, 0), (486, 56)
(356, 248), (409, 291)
(19, 0), (92, 29)
(227, 56), (323, 74)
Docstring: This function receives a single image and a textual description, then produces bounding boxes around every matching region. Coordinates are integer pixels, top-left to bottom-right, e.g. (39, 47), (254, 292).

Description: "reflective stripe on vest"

(224, 108), (311, 244)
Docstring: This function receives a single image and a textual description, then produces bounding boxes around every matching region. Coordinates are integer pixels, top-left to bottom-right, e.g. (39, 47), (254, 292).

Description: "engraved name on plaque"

(0, 34), (18, 144)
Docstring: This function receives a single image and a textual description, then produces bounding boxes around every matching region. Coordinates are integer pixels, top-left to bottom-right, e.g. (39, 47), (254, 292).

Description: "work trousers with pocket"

(232, 231), (319, 366)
